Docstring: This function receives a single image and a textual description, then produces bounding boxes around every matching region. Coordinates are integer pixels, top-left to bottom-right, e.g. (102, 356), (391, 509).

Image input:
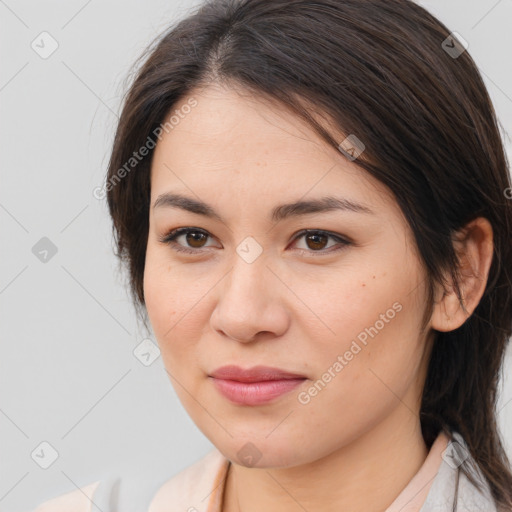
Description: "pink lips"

(209, 365), (307, 405)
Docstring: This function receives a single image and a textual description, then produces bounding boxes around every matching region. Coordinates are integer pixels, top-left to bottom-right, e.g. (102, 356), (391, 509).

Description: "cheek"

(290, 301), (424, 458)
(143, 249), (188, 358)
(300, 257), (426, 399)
(144, 243), (190, 324)
(291, 266), (398, 355)
(144, 272), (209, 432)
(143, 247), (212, 378)
(143, 258), (173, 338)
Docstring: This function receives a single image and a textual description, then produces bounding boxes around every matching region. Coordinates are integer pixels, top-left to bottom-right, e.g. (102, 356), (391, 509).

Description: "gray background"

(1, 0), (511, 510)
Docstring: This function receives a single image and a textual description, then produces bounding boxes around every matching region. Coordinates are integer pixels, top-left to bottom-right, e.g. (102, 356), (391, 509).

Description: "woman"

(31, 0), (512, 510)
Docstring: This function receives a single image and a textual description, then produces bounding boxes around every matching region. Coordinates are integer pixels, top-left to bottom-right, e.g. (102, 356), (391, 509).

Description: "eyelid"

(157, 227), (219, 253)
(290, 229), (351, 254)
(158, 227), (352, 256)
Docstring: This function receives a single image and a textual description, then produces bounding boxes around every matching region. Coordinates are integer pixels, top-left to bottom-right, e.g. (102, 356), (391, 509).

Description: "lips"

(208, 365), (307, 405)
(209, 365), (307, 382)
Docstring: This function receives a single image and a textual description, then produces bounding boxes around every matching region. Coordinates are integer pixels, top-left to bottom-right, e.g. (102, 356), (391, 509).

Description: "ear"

(430, 217), (494, 333)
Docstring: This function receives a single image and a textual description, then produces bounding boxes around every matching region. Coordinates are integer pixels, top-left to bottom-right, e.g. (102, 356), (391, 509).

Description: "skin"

(144, 82), (494, 512)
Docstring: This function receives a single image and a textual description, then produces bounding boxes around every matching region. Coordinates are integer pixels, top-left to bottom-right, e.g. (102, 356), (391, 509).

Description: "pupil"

(307, 233), (327, 250)
(187, 232), (206, 248)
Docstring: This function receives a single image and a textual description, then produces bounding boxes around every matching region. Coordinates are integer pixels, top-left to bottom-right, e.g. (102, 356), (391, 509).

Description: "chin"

(212, 434), (311, 469)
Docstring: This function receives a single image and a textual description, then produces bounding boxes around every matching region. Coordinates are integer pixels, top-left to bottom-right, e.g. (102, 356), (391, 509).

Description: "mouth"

(208, 365), (308, 406)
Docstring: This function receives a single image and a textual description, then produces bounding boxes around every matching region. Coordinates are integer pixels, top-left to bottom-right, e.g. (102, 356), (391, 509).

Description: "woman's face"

(144, 83), (433, 468)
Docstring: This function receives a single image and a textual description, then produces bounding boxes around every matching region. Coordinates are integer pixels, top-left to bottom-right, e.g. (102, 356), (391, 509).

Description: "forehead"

(155, 85), (333, 165)
(149, 84), (395, 216)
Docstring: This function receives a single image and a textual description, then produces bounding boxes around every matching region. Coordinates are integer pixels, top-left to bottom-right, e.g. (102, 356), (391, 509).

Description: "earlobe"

(430, 285), (466, 332)
(430, 217), (494, 333)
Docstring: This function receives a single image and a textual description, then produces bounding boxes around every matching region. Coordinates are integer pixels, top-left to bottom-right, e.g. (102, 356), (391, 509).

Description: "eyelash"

(157, 227), (351, 257)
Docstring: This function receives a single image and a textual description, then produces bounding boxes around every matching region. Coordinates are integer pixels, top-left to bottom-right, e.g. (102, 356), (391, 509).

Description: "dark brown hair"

(105, 0), (512, 508)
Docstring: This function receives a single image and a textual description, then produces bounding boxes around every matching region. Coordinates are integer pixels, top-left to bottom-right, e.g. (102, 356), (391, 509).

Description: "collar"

(147, 430), (498, 512)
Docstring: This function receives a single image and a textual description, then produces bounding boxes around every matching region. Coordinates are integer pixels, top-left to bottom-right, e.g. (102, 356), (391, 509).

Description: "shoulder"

(422, 430), (499, 512)
(26, 450), (227, 512)
(29, 481), (101, 512)
(148, 448), (229, 512)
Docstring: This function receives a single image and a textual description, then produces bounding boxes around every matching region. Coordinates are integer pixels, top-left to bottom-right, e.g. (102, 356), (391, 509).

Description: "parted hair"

(105, 1), (512, 508)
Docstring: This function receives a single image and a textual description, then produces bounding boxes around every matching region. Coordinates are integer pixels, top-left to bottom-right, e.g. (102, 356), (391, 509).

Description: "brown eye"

(291, 229), (351, 256)
(186, 231), (208, 248)
(305, 232), (329, 250)
(159, 227), (351, 257)
(158, 227), (217, 254)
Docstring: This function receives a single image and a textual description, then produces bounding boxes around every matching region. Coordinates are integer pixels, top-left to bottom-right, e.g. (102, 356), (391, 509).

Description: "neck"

(222, 408), (428, 512)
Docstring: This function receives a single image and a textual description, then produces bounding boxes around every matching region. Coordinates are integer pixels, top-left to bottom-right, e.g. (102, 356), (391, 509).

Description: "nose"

(210, 251), (290, 343)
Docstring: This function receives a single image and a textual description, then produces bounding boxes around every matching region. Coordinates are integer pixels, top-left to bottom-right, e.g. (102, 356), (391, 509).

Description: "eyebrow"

(152, 193), (375, 223)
